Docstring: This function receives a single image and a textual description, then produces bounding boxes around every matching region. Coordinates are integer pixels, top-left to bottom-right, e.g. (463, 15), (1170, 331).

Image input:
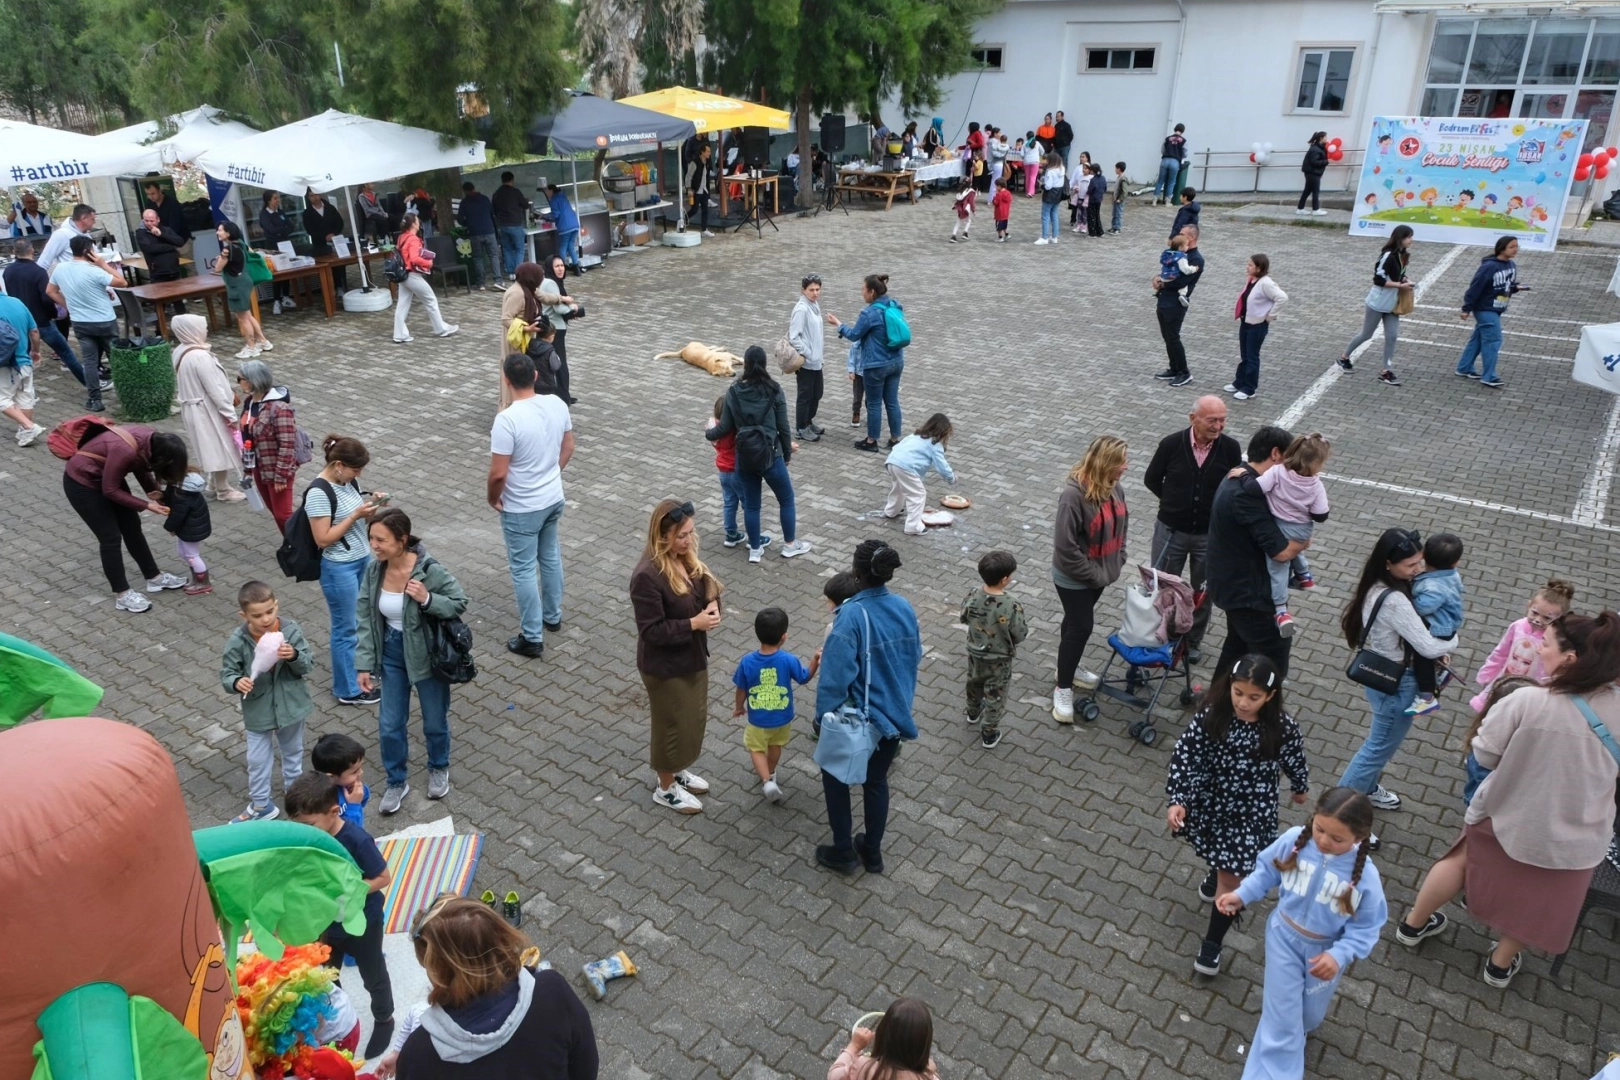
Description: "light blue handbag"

(813, 607), (881, 785)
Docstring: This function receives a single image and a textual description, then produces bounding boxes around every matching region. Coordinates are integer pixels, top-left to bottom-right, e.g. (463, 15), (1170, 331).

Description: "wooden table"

(719, 174), (780, 218)
(836, 169), (917, 210)
(115, 275), (237, 338)
(119, 254), (195, 275)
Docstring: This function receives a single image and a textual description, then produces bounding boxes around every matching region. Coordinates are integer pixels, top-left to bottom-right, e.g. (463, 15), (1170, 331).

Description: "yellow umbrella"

(617, 86), (790, 132)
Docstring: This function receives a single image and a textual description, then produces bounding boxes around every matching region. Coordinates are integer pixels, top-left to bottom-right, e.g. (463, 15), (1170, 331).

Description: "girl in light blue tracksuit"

(1217, 787), (1387, 1080)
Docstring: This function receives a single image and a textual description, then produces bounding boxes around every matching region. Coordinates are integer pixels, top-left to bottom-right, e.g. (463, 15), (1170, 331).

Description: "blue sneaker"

(230, 803), (280, 824)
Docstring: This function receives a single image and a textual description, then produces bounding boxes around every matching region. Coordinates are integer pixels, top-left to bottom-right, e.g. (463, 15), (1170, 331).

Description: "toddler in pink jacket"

(1467, 578), (1574, 712)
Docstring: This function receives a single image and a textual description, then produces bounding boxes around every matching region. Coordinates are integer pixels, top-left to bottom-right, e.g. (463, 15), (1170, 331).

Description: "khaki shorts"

(743, 722), (793, 752)
(0, 364), (36, 410)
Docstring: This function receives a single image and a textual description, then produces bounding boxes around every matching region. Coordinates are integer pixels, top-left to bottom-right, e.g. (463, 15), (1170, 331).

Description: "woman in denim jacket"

(815, 539), (923, 875)
(828, 274), (906, 452)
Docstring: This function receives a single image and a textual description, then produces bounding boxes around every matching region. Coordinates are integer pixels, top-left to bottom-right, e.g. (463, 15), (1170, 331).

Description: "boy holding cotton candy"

(220, 579), (313, 822)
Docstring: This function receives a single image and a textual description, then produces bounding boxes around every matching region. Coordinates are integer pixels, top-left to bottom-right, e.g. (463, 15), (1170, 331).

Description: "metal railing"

(1191, 147), (1367, 195)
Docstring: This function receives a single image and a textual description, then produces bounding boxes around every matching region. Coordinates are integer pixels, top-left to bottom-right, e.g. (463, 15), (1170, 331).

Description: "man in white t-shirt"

(489, 351), (575, 659)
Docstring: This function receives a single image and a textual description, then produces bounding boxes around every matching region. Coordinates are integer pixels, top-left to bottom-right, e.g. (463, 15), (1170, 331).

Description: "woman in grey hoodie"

(790, 274), (826, 439)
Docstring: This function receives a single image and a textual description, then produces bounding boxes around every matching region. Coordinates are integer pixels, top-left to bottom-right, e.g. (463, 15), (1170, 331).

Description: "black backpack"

(381, 252), (410, 283)
(275, 478), (341, 582)
(728, 387), (779, 476)
(419, 556), (476, 684)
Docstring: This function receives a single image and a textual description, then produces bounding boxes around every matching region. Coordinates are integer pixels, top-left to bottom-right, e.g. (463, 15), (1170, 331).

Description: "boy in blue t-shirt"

(285, 772), (397, 1057)
(311, 732), (371, 828)
(732, 607), (821, 803)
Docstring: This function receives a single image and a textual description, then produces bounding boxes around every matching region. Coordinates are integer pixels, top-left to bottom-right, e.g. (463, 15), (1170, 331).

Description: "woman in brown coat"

(629, 498), (724, 814)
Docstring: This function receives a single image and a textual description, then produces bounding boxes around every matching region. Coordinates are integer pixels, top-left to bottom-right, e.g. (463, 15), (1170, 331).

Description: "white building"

(934, 0), (1620, 197)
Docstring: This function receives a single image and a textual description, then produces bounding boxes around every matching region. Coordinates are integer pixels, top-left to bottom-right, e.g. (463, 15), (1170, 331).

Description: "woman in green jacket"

(356, 507), (469, 815)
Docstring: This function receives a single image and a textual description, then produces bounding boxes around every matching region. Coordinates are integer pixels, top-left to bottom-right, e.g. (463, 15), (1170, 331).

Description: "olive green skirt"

(223, 271), (256, 313)
(643, 670), (708, 773)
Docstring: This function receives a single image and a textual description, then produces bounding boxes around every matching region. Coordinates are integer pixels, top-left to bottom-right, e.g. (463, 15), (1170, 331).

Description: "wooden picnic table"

(115, 274), (237, 339)
(836, 168), (917, 210)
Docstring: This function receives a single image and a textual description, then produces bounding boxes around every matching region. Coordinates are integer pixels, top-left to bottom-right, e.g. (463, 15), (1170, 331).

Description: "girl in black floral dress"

(1166, 653), (1310, 977)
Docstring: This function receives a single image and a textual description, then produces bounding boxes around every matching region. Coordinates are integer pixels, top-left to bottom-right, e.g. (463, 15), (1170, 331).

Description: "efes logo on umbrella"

(10, 158), (92, 183)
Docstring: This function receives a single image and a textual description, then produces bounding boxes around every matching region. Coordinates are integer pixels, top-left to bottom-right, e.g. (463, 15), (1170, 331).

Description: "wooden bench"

(836, 170), (917, 211)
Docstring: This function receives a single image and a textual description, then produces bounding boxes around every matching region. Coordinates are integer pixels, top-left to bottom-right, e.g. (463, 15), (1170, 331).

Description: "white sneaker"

(393, 336), (415, 344)
(257, 340), (273, 352)
(1053, 686), (1075, 723)
(673, 769), (710, 794)
(146, 572), (188, 592)
(235, 346), (257, 359)
(272, 301), (282, 316)
(435, 324), (460, 338)
(748, 546), (763, 563)
(115, 589), (152, 613)
(701, 230), (716, 237)
(1034, 237), (1048, 245)
(762, 779), (783, 803)
(215, 489), (247, 502)
(1312, 209), (1328, 216)
(654, 785), (703, 814)
(282, 296), (296, 310)
(1222, 383), (1238, 394)
(1232, 391), (1251, 401)
(1368, 784), (1402, 810)
(1075, 669), (1102, 689)
(16, 424), (45, 447)
(779, 539), (812, 558)
(1295, 209), (1311, 216)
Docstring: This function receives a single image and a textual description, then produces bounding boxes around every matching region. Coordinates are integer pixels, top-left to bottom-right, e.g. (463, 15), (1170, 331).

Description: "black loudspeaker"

(820, 114), (846, 153)
(741, 127), (772, 168)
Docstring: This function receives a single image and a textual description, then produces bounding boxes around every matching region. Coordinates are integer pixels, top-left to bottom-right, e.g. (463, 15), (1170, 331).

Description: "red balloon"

(1607, 146), (1619, 158)
(1598, 163), (1611, 180)
(1578, 153), (1595, 167)
(1577, 167), (1591, 181)
(1249, 152), (1257, 162)
(1327, 149), (1344, 161)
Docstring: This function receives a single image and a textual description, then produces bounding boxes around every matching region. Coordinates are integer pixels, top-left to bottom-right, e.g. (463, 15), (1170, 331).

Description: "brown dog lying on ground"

(656, 342), (741, 377)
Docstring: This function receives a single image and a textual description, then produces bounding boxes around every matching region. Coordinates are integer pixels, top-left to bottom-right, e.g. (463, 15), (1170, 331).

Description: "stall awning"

(527, 92), (697, 155)
(193, 109), (485, 195)
(0, 119), (162, 186)
(617, 87), (791, 132)
(98, 105), (259, 166)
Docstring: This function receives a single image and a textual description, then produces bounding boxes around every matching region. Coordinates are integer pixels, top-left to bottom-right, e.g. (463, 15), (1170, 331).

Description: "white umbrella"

(99, 105), (259, 165)
(0, 119), (163, 185)
(196, 109), (486, 287)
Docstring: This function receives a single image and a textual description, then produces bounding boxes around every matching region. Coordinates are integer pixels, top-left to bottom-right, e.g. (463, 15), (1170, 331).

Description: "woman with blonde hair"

(393, 896), (599, 1077)
(1050, 435), (1130, 722)
(499, 262), (557, 409)
(170, 313), (245, 501)
(629, 499), (725, 814)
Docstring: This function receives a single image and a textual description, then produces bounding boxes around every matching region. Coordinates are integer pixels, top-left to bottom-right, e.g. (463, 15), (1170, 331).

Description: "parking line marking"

(1323, 472), (1620, 534)
(1572, 395), (1620, 525)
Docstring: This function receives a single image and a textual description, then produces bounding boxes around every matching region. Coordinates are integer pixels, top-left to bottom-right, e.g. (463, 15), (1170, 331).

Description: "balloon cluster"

(1325, 136), (1345, 162)
(1249, 141), (1274, 164)
(1576, 147), (1619, 182)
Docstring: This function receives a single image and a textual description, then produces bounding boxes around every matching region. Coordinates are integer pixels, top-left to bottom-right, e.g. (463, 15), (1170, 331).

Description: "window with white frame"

(970, 45), (1004, 72)
(1083, 46), (1157, 73)
(1295, 47), (1355, 112)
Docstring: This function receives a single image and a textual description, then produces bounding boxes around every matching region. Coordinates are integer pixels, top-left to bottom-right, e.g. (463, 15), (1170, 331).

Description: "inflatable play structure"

(0, 714), (371, 1080)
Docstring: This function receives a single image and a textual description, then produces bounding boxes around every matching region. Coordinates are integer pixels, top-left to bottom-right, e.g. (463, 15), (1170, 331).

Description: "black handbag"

(1345, 588), (1408, 694)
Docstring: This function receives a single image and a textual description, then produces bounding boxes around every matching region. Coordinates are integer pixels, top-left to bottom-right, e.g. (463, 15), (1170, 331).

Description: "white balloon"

(1252, 141), (1262, 151)
(1262, 142), (1273, 152)
(1255, 152), (1269, 164)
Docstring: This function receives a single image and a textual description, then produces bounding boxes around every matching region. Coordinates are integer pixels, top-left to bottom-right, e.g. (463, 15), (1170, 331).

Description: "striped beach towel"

(377, 833), (484, 934)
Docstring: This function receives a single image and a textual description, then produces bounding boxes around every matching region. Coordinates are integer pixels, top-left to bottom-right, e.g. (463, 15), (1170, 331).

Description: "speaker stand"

(733, 196), (779, 237)
(812, 160), (848, 217)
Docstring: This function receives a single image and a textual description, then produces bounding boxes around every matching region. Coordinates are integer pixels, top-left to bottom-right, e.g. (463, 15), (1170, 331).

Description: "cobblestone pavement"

(7, 192), (1620, 1079)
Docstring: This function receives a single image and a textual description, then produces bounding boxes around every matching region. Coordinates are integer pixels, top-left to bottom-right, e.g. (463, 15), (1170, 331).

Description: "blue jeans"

(1462, 750), (1492, 807)
(500, 501), (566, 642)
(1234, 320), (1269, 395)
(719, 469), (743, 539)
(1338, 670), (1417, 794)
(1156, 157), (1181, 200)
(556, 229), (581, 267)
(38, 322), (83, 383)
(498, 225), (527, 276)
(1456, 310), (1502, 382)
(739, 455), (796, 549)
(863, 361), (904, 442)
(320, 556), (368, 698)
(1111, 199), (1123, 232)
(470, 233), (500, 286)
(1040, 200), (1060, 239)
(379, 627), (451, 786)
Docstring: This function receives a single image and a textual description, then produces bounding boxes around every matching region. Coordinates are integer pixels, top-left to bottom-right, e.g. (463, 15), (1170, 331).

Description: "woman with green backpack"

(827, 273), (909, 453)
(214, 221), (272, 359)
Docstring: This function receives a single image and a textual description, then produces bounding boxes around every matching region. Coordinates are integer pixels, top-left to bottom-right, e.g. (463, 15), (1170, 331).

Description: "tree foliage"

(121, 0), (573, 154)
(572, 0), (704, 98)
(0, 0), (135, 129)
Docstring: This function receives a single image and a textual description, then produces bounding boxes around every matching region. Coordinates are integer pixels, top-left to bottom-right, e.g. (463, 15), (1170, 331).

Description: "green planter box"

(109, 337), (175, 423)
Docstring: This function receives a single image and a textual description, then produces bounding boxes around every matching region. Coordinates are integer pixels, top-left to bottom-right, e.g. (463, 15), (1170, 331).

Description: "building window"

(1295, 47), (1355, 112)
(1083, 46), (1157, 73)
(970, 45), (1004, 72)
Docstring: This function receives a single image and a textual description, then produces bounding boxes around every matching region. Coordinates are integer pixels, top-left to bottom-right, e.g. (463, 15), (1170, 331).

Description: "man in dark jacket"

(302, 189), (348, 291)
(1206, 425), (1306, 680)
(1298, 131), (1329, 215)
(1153, 221), (1204, 387)
(134, 208), (189, 316)
(142, 181), (188, 240)
(492, 171), (533, 279)
(1053, 110), (1075, 169)
(1143, 395), (1242, 661)
(457, 181), (501, 289)
(3, 239), (81, 382)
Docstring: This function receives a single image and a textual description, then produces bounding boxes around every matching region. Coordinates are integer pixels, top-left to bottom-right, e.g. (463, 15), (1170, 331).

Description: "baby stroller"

(1076, 564), (1204, 746)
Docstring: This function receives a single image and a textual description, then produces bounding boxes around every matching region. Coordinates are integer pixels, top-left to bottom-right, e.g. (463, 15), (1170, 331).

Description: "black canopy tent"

(528, 92), (698, 229)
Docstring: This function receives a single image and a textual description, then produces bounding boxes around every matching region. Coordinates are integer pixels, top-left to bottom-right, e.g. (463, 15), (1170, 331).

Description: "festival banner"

(1349, 116), (1587, 251)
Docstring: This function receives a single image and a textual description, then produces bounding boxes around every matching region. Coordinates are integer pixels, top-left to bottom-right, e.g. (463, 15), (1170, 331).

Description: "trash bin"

(109, 336), (174, 422)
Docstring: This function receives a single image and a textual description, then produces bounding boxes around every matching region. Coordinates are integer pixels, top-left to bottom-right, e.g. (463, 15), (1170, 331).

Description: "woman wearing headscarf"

(541, 254), (581, 405)
(171, 314), (245, 502)
(236, 357), (303, 531)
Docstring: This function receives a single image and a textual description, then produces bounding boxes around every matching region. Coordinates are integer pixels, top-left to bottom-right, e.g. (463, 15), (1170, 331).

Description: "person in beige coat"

(171, 314), (245, 500)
